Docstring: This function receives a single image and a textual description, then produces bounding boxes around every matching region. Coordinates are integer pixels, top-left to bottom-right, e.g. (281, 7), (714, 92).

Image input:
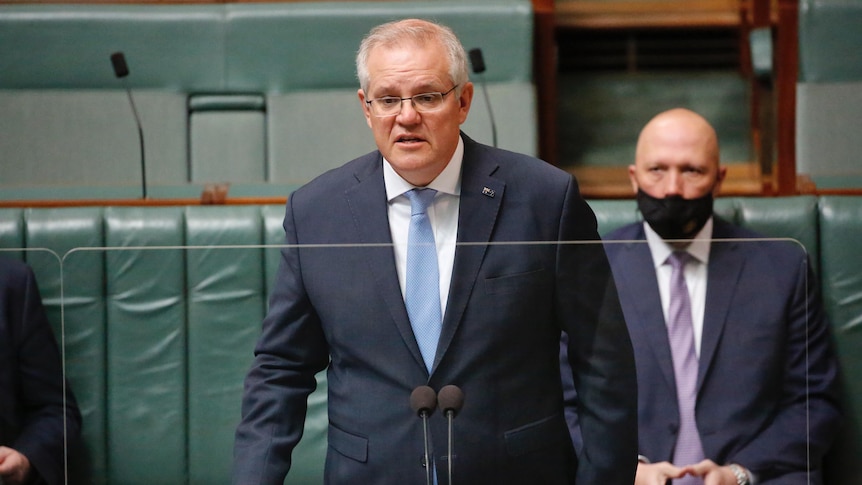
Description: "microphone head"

(110, 52), (130, 78)
(468, 48), (486, 74)
(438, 385), (464, 417)
(410, 385), (438, 417)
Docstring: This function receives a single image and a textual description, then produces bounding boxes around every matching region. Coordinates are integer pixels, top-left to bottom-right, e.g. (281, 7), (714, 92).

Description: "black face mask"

(636, 189), (714, 240)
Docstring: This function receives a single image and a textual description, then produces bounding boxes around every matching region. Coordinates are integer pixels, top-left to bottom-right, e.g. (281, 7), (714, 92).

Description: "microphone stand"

(438, 385), (464, 485)
(421, 409), (433, 485)
(469, 48), (497, 148)
(111, 52), (147, 199)
(411, 386), (437, 485)
(446, 408), (455, 485)
(477, 80), (497, 148)
(122, 84), (147, 200)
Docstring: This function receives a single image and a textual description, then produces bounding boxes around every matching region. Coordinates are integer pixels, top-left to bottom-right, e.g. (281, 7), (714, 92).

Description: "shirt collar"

(384, 136), (464, 202)
(644, 216), (713, 269)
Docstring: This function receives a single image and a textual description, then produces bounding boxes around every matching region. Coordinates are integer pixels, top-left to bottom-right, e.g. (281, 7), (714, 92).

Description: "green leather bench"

(2, 195), (862, 484)
(0, 0), (535, 201)
(0, 205), (326, 484)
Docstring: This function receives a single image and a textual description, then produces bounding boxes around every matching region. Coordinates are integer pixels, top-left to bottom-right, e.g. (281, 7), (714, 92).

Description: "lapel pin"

(482, 187), (495, 198)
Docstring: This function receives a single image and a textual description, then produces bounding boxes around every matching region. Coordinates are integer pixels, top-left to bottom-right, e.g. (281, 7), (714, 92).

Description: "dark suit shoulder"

(711, 216), (762, 239)
(603, 218), (805, 265)
(0, 257), (33, 293)
(288, 150), (380, 202)
(605, 216), (770, 242)
(604, 222), (644, 242)
(461, 133), (571, 182)
(711, 218), (811, 272)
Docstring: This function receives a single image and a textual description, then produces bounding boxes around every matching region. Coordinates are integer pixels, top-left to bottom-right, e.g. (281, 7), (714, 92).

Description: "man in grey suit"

(233, 18), (637, 484)
(563, 108), (841, 484)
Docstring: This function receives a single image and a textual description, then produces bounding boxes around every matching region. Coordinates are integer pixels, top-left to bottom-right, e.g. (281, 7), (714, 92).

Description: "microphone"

(110, 52), (129, 78)
(411, 386), (438, 485)
(110, 52), (147, 199)
(468, 48), (497, 148)
(438, 385), (464, 485)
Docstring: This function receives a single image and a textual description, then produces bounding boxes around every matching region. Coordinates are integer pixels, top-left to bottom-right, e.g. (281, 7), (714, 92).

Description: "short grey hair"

(356, 19), (469, 96)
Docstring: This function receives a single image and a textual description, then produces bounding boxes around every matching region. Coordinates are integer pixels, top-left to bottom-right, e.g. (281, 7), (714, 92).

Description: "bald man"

(562, 108), (841, 484)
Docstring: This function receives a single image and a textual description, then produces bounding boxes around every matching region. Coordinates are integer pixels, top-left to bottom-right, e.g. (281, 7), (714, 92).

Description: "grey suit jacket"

(234, 134), (637, 484)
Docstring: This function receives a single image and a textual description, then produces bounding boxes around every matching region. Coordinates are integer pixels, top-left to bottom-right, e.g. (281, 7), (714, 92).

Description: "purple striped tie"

(667, 251), (705, 484)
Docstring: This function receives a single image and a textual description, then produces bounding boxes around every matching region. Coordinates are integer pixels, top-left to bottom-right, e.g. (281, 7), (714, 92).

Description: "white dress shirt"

(383, 136), (463, 319)
(643, 217), (713, 357)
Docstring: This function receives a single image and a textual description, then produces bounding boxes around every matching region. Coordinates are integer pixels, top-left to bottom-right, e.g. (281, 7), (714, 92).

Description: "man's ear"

(713, 165), (728, 196)
(358, 89), (372, 128)
(627, 164), (639, 194)
(457, 82), (474, 124)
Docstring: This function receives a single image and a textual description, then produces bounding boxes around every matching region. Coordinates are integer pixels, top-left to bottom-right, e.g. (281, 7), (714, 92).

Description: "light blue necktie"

(667, 251), (705, 484)
(404, 188), (442, 373)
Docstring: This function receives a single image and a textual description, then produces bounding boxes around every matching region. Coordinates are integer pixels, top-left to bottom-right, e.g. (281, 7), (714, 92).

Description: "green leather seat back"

(730, 196), (820, 273)
(0, 4), (226, 90)
(0, 208), (109, 483)
(588, 197), (818, 253)
(585, 199), (638, 237)
(796, 0), (862, 189)
(184, 206), (268, 483)
(819, 196), (862, 485)
(799, 0), (862, 84)
(103, 207), (187, 484)
(587, 197), (753, 239)
(27, 208), (108, 485)
(222, 0), (531, 91)
(0, 209), (24, 259)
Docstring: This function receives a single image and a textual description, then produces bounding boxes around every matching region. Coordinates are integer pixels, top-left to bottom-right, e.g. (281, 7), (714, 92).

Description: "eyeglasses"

(365, 85), (459, 117)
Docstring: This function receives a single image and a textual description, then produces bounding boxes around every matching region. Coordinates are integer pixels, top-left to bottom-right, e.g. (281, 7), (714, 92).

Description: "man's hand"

(0, 446), (32, 485)
(682, 459), (743, 485)
(635, 461), (688, 485)
(638, 459), (745, 485)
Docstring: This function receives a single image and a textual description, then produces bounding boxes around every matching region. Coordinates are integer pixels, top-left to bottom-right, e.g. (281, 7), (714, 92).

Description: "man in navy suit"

(564, 108), (841, 484)
(0, 257), (81, 485)
(233, 18), (637, 485)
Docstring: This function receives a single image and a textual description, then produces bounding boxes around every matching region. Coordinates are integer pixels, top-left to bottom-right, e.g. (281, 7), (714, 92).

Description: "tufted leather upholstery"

(2, 196), (861, 483)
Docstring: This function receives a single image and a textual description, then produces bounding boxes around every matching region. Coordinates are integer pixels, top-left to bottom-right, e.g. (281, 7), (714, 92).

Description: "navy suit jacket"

(570, 218), (841, 483)
(0, 257), (82, 485)
(233, 134), (637, 484)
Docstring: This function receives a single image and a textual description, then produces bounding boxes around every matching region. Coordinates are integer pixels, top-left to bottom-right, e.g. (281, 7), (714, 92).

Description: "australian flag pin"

(482, 187), (495, 198)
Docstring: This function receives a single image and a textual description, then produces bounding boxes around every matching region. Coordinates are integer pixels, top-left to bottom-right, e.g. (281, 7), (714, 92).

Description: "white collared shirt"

(643, 217), (713, 357)
(383, 137), (463, 318)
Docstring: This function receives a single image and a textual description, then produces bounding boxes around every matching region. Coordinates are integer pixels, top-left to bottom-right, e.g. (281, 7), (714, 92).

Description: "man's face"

(629, 115), (725, 200)
(358, 40), (473, 187)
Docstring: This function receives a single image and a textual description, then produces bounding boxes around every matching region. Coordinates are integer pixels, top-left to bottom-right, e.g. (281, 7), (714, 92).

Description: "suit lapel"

(432, 140), (504, 374)
(614, 219), (747, 395)
(343, 155), (429, 372)
(613, 237), (678, 392)
(698, 222), (745, 390)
